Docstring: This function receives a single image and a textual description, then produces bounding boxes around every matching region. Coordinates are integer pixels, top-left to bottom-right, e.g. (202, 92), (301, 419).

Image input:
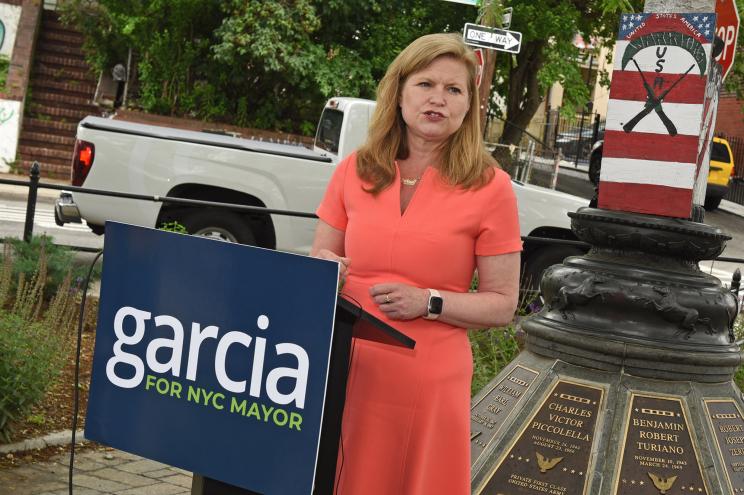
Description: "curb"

(0, 429), (85, 455)
(720, 200), (744, 219)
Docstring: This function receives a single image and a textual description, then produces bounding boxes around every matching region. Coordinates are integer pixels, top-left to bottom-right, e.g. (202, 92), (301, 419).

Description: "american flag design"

(598, 13), (717, 218)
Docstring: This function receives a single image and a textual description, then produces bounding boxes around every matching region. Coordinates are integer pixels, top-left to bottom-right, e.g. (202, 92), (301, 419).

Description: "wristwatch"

(424, 289), (443, 320)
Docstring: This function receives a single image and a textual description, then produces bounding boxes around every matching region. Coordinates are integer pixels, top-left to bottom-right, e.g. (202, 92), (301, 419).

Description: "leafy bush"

(158, 221), (188, 234)
(1, 236), (100, 302)
(0, 55), (9, 90)
(469, 324), (520, 396)
(0, 244), (79, 442)
(733, 314), (744, 391)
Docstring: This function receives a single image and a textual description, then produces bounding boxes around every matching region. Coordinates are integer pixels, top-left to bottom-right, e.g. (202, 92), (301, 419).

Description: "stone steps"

(37, 40), (86, 59)
(17, 159), (72, 179)
(19, 131), (76, 150)
(33, 90), (96, 109)
(31, 78), (97, 99)
(33, 63), (96, 83)
(18, 145), (73, 162)
(22, 117), (78, 134)
(35, 52), (90, 70)
(16, 10), (97, 180)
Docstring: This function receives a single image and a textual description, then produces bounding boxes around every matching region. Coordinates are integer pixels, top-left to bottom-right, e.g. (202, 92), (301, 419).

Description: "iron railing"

(2, 163), (742, 291)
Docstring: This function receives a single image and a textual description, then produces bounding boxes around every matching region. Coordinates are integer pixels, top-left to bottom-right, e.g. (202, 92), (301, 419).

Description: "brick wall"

(715, 94), (744, 138)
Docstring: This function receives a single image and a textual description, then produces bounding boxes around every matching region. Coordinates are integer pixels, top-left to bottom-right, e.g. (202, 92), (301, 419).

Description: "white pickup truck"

(55, 97), (588, 291)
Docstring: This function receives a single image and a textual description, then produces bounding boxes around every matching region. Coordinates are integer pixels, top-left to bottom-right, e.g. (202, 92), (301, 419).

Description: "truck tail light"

(71, 139), (95, 186)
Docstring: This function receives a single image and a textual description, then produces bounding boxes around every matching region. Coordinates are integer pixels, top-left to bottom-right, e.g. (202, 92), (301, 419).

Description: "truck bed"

(79, 117), (331, 163)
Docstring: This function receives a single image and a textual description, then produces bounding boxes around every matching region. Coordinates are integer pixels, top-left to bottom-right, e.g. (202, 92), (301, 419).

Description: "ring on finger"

(384, 294), (391, 304)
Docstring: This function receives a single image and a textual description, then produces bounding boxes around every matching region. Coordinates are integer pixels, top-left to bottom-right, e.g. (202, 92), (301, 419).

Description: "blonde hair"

(357, 33), (496, 194)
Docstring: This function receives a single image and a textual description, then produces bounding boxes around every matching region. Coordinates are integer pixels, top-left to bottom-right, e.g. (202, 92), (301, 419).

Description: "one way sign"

(463, 22), (522, 54)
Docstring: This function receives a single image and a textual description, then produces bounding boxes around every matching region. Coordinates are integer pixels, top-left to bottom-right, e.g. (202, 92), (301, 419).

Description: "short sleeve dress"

(317, 152), (522, 495)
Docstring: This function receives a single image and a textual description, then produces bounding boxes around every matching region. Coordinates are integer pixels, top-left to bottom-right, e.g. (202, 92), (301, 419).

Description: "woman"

(311, 33), (522, 494)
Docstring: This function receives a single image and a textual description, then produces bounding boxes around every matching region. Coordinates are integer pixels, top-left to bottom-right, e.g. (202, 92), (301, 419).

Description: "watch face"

(429, 296), (443, 315)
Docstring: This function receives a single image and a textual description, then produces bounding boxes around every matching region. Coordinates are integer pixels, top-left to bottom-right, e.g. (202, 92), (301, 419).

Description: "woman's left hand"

(370, 283), (429, 320)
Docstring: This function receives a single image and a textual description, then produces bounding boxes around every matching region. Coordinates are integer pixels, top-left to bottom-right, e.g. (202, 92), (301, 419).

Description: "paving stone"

(69, 473), (129, 492)
(86, 467), (154, 487)
(115, 482), (187, 495)
(144, 468), (182, 479)
(41, 489), (104, 495)
(68, 456), (108, 472)
(22, 480), (67, 492)
(107, 450), (145, 461)
(116, 459), (170, 474)
(161, 473), (192, 488)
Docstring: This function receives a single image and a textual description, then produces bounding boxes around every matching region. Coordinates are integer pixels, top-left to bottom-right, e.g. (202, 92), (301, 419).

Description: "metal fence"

(544, 109), (605, 166)
(484, 110), (605, 190)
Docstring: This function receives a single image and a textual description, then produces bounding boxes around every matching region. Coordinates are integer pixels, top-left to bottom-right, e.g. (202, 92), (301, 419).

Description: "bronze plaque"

(476, 380), (603, 495)
(471, 365), (540, 466)
(704, 399), (744, 492)
(613, 394), (708, 495)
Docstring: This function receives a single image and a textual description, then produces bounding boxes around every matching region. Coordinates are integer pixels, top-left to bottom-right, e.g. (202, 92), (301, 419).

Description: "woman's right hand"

(314, 249), (351, 283)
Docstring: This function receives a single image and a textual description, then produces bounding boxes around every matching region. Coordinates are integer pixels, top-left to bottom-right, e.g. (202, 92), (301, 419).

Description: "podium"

(192, 295), (415, 495)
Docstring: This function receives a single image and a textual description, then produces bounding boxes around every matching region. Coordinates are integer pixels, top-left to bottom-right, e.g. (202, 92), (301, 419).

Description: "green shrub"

(0, 55), (9, 90)
(158, 221), (188, 234)
(469, 324), (520, 397)
(0, 245), (78, 442)
(1, 236), (100, 302)
(733, 314), (744, 391)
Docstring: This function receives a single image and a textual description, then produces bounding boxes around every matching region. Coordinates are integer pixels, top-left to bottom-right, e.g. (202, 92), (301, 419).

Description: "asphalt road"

(0, 196), (104, 250)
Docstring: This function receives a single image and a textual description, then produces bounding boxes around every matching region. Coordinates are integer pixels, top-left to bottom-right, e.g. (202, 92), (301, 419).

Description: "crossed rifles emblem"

(622, 59), (695, 136)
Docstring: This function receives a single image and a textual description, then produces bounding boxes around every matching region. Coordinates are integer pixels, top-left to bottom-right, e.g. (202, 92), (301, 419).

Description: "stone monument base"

(471, 208), (742, 494)
(471, 351), (744, 494)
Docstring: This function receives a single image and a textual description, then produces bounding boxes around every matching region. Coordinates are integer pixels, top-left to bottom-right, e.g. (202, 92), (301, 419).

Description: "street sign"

(473, 48), (484, 87)
(443, 0), (479, 5)
(463, 22), (522, 54)
(502, 7), (513, 29)
(715, 0), (740, 80)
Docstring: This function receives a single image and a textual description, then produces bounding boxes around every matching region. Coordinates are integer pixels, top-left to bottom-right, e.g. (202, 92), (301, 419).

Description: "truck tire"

(181, 209), (256, 245)
(521, 245), (584, 311)
(704, 195), (722, 211)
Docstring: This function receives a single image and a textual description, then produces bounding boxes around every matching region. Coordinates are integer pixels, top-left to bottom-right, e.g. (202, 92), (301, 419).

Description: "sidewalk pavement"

(0, 446), (192, 495)
(0, 172), (66, 203)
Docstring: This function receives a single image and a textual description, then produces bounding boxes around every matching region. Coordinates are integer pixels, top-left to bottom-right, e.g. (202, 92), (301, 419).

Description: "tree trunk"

(499, 39), (546, 146)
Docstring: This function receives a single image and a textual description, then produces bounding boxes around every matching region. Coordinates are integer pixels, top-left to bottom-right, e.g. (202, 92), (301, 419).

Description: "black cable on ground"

(69, 250), (103, 495)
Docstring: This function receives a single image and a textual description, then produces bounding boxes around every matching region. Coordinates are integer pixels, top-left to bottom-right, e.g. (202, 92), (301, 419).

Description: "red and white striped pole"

(597, 0), (722, 218)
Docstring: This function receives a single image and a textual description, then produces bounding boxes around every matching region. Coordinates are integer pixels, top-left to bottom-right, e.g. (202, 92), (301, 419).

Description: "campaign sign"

(85, 222), (339, 494)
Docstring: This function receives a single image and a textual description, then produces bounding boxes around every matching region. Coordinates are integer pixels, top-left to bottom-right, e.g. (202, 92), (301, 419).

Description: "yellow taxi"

(705, 137), (735, 211)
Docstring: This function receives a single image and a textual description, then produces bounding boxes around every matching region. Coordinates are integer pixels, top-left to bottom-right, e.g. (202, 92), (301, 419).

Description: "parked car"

(555, 125), (605, 160)
(706, 137), (736, 211)
(587, 136), (735, 211)
(56, 97), (590, 304)
(555, 128), (594, 159)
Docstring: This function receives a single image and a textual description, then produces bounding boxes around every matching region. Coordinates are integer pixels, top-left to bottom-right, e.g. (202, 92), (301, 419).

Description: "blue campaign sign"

(85, 222), (339, 494)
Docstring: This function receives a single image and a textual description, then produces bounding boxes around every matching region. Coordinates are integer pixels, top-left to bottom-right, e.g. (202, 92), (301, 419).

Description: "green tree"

(62, 0), (473, 134)
(492, 0), (642, 145)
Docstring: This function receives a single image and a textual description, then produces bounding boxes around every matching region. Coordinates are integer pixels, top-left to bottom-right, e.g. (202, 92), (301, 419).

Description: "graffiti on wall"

(0, 99), (21, 172)
(0, 3), (22, 58)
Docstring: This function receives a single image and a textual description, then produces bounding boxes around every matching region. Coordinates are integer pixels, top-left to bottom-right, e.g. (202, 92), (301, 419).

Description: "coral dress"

(317, 153), (522, 495)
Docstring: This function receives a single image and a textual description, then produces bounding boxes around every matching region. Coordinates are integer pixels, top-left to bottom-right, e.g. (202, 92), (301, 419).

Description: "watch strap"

(425, 288), (442, 320)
